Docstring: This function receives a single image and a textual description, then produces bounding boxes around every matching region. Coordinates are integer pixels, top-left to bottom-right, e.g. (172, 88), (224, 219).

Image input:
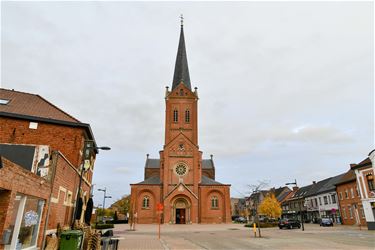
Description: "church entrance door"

(176, 208), (186, 224)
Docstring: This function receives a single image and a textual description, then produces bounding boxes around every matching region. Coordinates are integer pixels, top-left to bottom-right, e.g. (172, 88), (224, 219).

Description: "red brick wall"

(0, 157), (51, 250)
(0, 117), (85, 168)
(200, 186), (231, 223)
(131, 84), (231, 225)
(48, 152), (91, 230)
(336, 181), (366, 226)
(130, 185), (161, 224)
(145, 168), (160, 179)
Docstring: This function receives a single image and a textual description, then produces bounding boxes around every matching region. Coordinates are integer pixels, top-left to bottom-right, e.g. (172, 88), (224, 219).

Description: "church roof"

(145, 158), (160, 168)
(136, 176), (161, 185)
(202, 159), (214, 169)
(200, 175), (224, 185)
(172, 24), (191, 90)
(145, 158), (214, 170)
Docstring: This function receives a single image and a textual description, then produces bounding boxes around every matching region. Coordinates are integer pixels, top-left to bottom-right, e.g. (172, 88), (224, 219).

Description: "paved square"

(113, 223), (375, 250)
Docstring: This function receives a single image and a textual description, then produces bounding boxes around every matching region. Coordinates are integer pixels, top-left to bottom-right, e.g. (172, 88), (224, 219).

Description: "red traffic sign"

(156, 203), (163, 211)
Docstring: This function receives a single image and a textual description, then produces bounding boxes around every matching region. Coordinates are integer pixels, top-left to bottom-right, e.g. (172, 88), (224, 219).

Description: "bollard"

(253, 223), (257, 238)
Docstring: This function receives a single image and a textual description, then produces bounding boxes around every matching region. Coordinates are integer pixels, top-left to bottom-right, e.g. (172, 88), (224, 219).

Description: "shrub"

(244, 222), (278, 228)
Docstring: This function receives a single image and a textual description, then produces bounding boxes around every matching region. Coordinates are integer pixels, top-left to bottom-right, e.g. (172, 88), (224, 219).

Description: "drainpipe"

(41, 151), (59, 250)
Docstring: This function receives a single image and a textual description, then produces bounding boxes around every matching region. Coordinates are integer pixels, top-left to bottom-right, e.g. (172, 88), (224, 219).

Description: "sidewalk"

(113, 223), (375, 250)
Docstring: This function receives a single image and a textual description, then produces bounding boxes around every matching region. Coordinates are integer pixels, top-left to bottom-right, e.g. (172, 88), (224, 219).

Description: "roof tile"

(0, 88), (79, 123)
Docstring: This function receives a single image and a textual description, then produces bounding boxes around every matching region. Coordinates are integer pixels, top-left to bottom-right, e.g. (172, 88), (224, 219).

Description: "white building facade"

(352, 150), (375, 230)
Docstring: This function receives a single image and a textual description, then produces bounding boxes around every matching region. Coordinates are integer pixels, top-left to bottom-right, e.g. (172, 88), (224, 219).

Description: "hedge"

(244, 222), (278, 228)
(95, 223), (114, 229)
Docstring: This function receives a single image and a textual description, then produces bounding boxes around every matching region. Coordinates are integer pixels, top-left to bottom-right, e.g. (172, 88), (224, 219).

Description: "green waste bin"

(59, 230), (83, 250)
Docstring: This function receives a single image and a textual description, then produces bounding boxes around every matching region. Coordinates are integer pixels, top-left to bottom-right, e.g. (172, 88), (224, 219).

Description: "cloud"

(289, 125), (354, 143)
(1, 2), (372, 203)
(113, 167), (132, 174)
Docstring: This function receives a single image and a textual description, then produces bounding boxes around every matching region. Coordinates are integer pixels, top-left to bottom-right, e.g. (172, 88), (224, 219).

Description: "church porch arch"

(170, 195), (192, 224)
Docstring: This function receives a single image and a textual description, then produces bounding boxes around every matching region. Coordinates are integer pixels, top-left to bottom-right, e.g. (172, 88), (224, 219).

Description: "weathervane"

(180, 14), (184, 26)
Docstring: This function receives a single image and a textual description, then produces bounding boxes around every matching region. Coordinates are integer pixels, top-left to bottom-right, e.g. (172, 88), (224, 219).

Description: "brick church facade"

(130, 22), (231, 224)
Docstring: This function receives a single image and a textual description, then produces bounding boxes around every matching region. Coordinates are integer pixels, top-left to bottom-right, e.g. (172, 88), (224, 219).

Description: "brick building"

(351, 151), (375, 230)
(130, 23), (231, 224)
(0, 88), (99, 249)
(335, 168), (366, 226)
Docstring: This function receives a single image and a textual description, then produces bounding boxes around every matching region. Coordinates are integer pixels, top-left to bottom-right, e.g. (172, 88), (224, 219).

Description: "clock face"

(175, 163), (187, 176)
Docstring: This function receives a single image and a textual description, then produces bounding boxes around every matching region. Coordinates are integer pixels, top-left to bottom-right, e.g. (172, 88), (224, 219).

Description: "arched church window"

(173, 109), (178, 123)
(142, 196), (150, 208)
(185, 110), (190, 123)
(211, 196), (218, 209)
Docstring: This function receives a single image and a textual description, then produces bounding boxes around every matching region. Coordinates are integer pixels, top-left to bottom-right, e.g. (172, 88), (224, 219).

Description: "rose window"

(175, 164), (187, 176)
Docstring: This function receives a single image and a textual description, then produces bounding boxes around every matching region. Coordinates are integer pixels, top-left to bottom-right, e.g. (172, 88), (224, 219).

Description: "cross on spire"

(172, 15), (191, 90)
(180, 14), (184, 26)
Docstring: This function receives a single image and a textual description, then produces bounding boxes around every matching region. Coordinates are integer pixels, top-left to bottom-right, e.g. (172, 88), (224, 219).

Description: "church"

(130, 21), (231, 224)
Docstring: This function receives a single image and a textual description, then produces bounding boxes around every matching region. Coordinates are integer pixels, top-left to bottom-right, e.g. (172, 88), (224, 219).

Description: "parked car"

(232, 215), (240, 221)
(320, 218), (333, 227)
(235, 216), (247, 223)
(278, 219), (301, 229)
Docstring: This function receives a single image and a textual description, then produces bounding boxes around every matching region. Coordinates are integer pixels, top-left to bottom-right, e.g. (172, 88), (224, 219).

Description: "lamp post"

(96, 204), (102, 224)
(286, 179), (304, 231)
(98, 187), (112, 222)
(72, 140), (110, 228)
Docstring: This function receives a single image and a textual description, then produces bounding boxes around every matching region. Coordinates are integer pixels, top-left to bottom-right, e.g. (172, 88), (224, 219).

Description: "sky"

(1, 1), (374, 207)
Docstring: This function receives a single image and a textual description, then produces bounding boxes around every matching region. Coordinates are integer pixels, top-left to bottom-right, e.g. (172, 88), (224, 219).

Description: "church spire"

(172, 15), (191, 90)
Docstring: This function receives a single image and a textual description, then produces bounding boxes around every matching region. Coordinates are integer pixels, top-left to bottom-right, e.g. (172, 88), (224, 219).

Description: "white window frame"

(7, 195), (44, 250)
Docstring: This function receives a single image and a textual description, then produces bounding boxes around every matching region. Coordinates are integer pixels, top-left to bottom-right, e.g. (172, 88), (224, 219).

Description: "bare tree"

(247, 180), (269, 238)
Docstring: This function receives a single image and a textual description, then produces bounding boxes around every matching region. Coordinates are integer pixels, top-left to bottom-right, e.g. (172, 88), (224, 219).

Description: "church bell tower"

(160, 16), (202, 199)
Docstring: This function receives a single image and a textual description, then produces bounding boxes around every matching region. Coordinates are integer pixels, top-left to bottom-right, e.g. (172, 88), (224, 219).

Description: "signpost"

(156, 203), (163, 239)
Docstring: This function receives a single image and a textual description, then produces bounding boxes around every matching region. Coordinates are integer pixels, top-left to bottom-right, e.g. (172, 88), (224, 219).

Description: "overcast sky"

(1, 1), (373, 207)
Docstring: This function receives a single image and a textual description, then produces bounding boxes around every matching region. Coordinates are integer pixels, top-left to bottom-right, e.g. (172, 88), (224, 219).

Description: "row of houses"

(231, 186), (292, 220)
(281, 152), (374, 230)
(231, 150), (375, 230)
(0, 88), (101, 249)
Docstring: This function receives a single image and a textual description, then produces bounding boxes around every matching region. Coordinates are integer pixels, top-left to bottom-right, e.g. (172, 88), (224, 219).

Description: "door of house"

(175, 209), (186, 224)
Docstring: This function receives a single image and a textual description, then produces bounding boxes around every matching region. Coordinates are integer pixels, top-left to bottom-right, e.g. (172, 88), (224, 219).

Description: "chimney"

(313, 181), (316, 184)
(210, 154), (213, 160)
(146, 154), (149, 159)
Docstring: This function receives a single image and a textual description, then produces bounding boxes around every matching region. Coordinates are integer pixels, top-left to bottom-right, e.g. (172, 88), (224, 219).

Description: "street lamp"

(98, 187), (112, 222)
(72, 140), (110, 228)
(96, 204), (102, 224)
(285, 179), (304, 231)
